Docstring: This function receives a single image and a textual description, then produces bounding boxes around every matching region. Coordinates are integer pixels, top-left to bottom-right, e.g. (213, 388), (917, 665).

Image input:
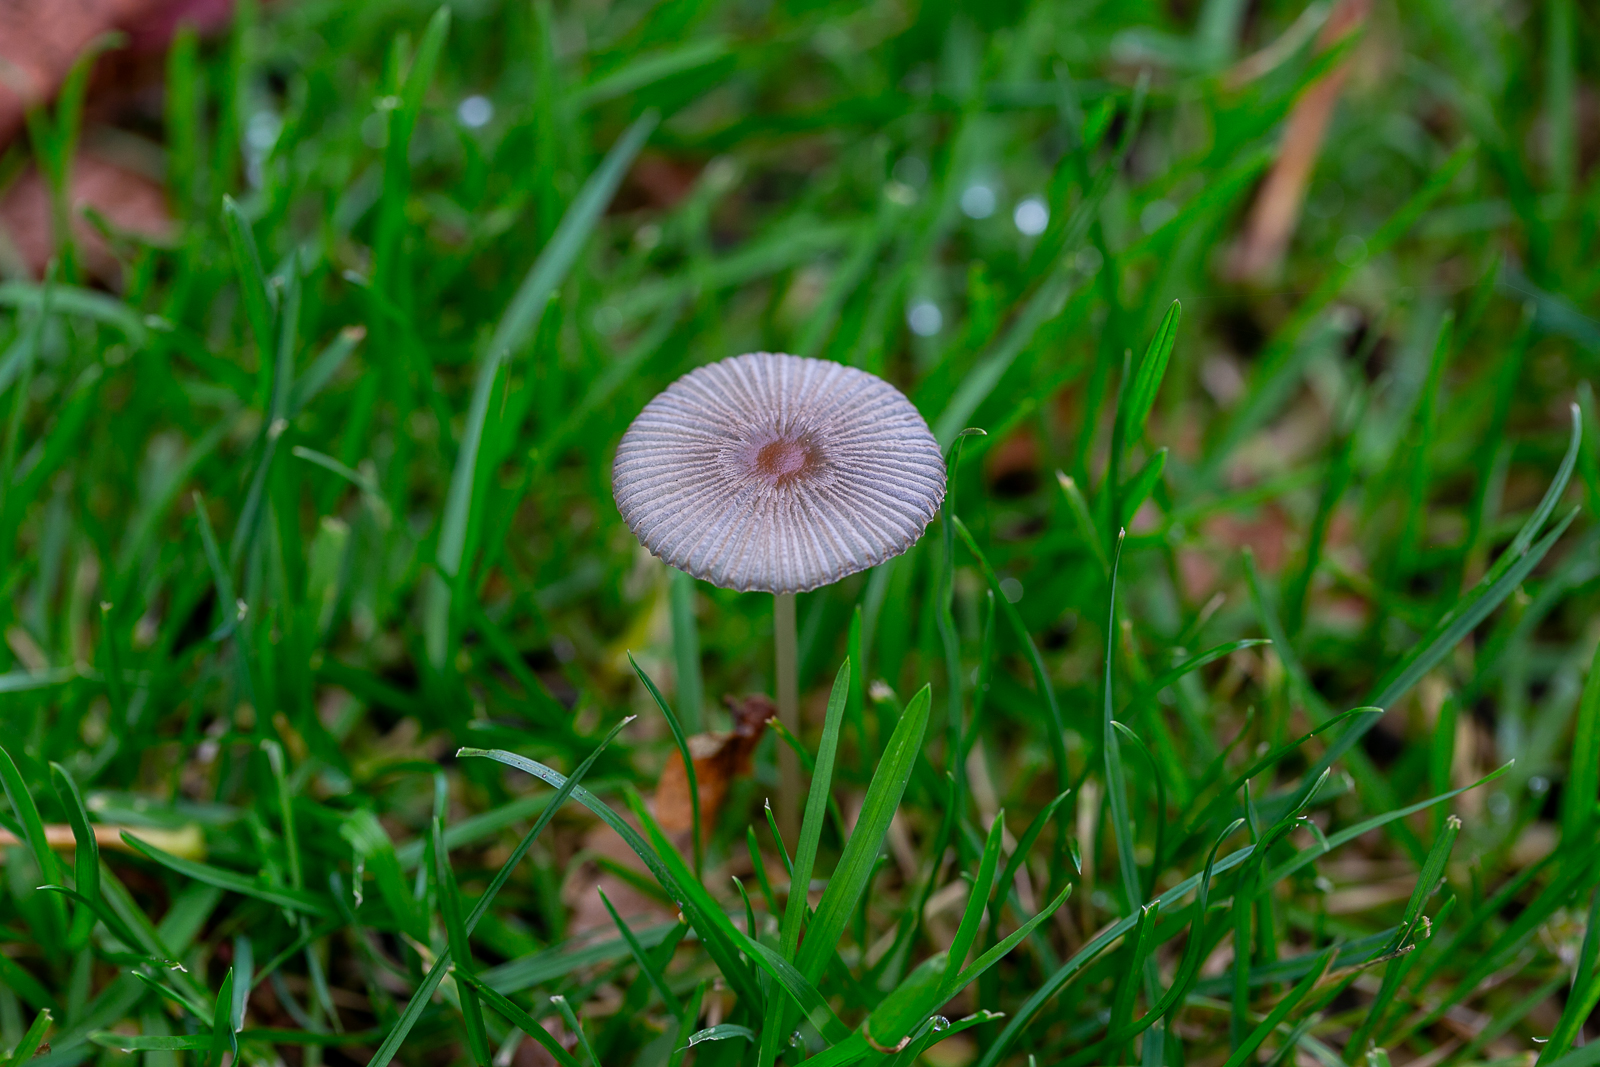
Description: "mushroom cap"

(613, 352), (947, 594)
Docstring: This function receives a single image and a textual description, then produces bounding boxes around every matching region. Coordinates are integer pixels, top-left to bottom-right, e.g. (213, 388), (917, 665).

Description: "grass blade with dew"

(628, 652), (701, 877)
(362, 717), (630, 1067)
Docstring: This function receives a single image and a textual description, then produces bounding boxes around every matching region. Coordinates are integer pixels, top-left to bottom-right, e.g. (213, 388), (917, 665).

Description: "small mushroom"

(614, 352), (946, 830)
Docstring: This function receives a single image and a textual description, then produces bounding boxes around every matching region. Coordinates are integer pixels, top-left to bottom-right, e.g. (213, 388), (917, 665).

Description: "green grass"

(2, 1), (1600, 1065)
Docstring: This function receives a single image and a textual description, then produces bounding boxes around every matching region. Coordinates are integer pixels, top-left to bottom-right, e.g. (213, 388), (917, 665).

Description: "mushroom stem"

(774, 591), (800, 837)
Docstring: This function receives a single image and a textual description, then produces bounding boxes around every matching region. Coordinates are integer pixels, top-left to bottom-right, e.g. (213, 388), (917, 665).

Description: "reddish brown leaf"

(653, 693), (773, 835)
(0, 150), (174, 283)
(1227, 0), (1372, 282)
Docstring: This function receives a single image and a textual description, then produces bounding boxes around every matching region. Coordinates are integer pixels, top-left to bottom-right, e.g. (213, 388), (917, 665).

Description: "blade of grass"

(286, 326), (365, 417)
(955, 518), (1071, 791)
(628, 790), (856, 1041)
(361, 717), (628, 1067)
(548, 997), (598, 1067)
(798, 684), (931, 984)
(946, 812), (1005, 980)
(118, 835), (337, 918)
(1103, 530), (1140, 912)
(464, 750), (762, 1011)
(1372, 403), (1582, 710)
(1220, 949), (1333, 1067)
(1539, 886), (1600, 1064)
(1057, 472), (1110, 574)
(48, 764), (97, 948)
(597, 887), (681, 1014)
(1564, 640), (1600, 844)
(628, 652), (701, 877)
(784, 662), (851, 953)
(433, 818), (490, 1067)
(1122, 300), (1182, 444)
(207, 970), (237, 1066)
(5, 1010), (51, 1067)
(220, 197), (275, 398)
(456, 973), (578, 1067)
(980, 761), (1505, 1067)
(430, 111), (658, 665)
(668, 570), (703, 733)
(1348, 814), (1460, 1052)
(1107, 902), (1156, 1057)
(759, 661), (850, 1065)
(0, 746), (67, 947)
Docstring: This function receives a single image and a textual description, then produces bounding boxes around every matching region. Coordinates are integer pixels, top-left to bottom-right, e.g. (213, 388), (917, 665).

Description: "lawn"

(1, 1), (1598, 1066)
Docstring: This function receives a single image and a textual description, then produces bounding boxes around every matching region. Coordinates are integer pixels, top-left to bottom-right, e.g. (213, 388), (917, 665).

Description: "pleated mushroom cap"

(613, 352), (946, 594)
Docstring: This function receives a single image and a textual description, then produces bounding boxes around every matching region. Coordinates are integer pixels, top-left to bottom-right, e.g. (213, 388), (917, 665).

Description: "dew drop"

(931, 1016), (950, 1032)
(790, 1032), (803, 1047)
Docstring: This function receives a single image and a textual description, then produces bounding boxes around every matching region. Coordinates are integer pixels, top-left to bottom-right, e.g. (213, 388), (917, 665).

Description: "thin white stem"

(774, 591), (800, 838)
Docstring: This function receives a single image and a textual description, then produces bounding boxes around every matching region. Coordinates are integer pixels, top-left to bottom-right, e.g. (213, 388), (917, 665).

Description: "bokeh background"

(0, 0), (1598, 1065)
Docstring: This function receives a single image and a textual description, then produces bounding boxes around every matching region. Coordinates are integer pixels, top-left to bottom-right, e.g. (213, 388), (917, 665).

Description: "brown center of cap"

(745, 433), (822, 487)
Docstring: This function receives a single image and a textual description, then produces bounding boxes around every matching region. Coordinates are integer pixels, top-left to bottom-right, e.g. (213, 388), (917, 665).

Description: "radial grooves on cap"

(612, 352), (947, 594)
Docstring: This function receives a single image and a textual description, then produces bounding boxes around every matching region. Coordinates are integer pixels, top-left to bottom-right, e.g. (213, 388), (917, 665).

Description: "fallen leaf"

(0, 822), (204, 859)
(653, 693), (773, 836)
(1227, 0), (1371, 282)
(0, 1), (242, 145)
(0, 151), (174, 284)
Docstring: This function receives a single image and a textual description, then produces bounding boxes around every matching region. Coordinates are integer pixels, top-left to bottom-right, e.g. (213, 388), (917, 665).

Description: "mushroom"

(613, 351), (946, 832)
